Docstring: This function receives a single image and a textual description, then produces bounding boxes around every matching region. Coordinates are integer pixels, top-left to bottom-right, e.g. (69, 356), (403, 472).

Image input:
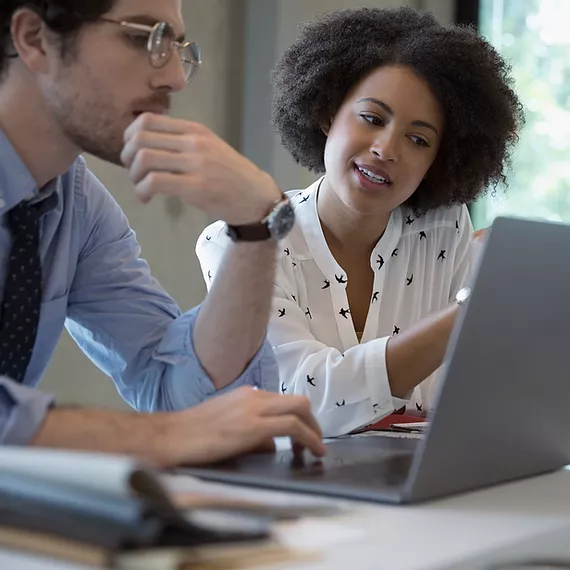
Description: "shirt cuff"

(153, 305), (280, 410)
(0, 377), (55, 445)
(363, 336), (399, 409)
(392, 394), (412, 410)
(364, 337), (411, 417)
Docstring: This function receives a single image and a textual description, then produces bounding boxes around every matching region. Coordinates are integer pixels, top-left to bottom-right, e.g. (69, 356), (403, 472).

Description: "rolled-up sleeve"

(65, 164), (276, 413)
(151, 306), (279, 411)
(0, 377), (54, 445)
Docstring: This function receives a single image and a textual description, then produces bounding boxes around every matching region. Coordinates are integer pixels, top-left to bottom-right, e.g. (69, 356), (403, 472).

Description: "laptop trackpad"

(212, 435), (417, 480)
(276, 436), (417, 482)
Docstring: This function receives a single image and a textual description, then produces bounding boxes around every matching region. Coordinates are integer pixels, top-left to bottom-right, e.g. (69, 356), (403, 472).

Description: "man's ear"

(10, 8), (54, 75)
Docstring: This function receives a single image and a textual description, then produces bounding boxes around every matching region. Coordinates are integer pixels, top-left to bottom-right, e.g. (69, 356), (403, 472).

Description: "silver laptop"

(181, 217), (570, 504)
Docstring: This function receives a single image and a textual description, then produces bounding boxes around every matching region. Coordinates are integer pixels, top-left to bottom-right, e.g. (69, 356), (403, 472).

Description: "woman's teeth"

(357, 166), (390, 185)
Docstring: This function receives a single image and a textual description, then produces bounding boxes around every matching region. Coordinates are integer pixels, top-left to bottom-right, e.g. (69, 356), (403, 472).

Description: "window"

(468, 0), (570, 229)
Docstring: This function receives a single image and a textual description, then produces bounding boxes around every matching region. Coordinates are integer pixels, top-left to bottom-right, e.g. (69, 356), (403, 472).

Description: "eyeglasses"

(99, 18), (202, 84)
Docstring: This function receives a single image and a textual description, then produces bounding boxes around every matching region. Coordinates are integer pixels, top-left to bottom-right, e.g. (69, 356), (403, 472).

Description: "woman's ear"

(321, 117), (332, 137)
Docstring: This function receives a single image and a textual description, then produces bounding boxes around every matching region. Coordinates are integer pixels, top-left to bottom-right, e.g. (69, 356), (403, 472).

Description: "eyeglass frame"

(98, 17), (202, 84)
(5, 17), (202, 85)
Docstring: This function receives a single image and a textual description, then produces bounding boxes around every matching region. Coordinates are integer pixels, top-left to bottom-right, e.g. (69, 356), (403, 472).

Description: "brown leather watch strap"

(225, 222), (271, 242)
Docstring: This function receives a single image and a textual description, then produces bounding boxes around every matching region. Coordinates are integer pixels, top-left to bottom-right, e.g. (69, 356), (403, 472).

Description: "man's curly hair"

(271, 7), (525, 212)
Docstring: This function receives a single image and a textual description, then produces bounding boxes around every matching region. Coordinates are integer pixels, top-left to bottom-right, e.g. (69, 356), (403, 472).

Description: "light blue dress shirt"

(0, 130), (278, 445)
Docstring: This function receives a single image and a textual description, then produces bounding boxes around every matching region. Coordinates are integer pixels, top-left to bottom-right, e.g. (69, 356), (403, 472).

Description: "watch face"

(456, 286), (471, 305)
(268, 200), (296, 240)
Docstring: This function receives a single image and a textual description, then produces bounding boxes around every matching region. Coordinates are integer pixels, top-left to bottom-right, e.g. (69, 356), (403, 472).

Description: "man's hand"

(121, 113), (281, 225)
(32, 388), (325, 468)
(163, 387), (326, 466)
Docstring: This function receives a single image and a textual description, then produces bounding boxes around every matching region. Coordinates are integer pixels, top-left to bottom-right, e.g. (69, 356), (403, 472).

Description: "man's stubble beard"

(46, 75), (129, 166)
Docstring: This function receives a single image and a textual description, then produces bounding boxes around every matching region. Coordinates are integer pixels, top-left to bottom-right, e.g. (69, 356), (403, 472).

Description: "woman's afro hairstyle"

(271, 7), (525, 212)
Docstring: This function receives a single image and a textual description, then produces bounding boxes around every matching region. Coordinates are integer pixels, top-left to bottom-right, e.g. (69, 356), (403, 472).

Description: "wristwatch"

(226, 195), (295, 242)
(455, 286), (471, 306)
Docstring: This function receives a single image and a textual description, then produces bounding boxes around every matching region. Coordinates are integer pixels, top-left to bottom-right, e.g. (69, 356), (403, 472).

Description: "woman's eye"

(361, 114), (384, 126)
(409, 135), (430, 148)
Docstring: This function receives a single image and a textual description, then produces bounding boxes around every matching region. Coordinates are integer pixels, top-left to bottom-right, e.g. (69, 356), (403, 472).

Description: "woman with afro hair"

(197, 6), (524, 437)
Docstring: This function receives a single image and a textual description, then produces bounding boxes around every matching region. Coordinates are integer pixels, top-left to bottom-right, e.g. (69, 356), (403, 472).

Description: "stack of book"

(0, 448), (319, 569)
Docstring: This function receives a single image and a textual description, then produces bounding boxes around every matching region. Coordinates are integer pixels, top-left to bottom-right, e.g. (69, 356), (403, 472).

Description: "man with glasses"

(0, 0), (326, 464)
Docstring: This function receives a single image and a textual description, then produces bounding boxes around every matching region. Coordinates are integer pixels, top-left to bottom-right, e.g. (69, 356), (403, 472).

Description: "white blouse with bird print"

(196, 177), (474, 437)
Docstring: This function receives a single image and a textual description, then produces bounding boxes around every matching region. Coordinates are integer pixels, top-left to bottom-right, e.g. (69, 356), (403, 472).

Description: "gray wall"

(42, 0), (453, 409)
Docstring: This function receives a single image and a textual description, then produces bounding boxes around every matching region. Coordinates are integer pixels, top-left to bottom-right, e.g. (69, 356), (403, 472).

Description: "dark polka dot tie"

(0, 201), (42, 383)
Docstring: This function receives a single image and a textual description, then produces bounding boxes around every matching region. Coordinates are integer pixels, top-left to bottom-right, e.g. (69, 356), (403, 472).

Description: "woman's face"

(322, 65), (445, 216)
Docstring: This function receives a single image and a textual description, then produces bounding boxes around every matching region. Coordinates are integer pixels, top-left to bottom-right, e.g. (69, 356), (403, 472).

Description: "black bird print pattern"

(299, 195), (310, 204)
(197, 189), (469, 440)
(335, 274), (347, 284)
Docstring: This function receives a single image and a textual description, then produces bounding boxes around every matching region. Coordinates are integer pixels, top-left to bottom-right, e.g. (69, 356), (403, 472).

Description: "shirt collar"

(294, 176), (403, 278)
(0, 129), (60, 217)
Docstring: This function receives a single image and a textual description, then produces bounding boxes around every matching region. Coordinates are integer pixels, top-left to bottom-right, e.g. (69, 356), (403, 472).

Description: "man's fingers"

(292, 441), (305, 457)
(261, 415), (326, 457)
(249, 437), (276, 455)
(134, 171), (192, 204)
(128, 149), (189, 186)
(124, 113), (200, 141)
(121, 132), (187, 168)
(259, 393), (323, 440)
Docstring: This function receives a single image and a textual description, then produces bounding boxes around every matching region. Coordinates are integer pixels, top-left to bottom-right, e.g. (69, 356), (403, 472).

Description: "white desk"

(2, 468), (570, 570)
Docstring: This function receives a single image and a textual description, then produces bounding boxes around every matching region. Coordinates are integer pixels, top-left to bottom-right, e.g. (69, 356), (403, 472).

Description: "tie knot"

(7, 200), (40, 238)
